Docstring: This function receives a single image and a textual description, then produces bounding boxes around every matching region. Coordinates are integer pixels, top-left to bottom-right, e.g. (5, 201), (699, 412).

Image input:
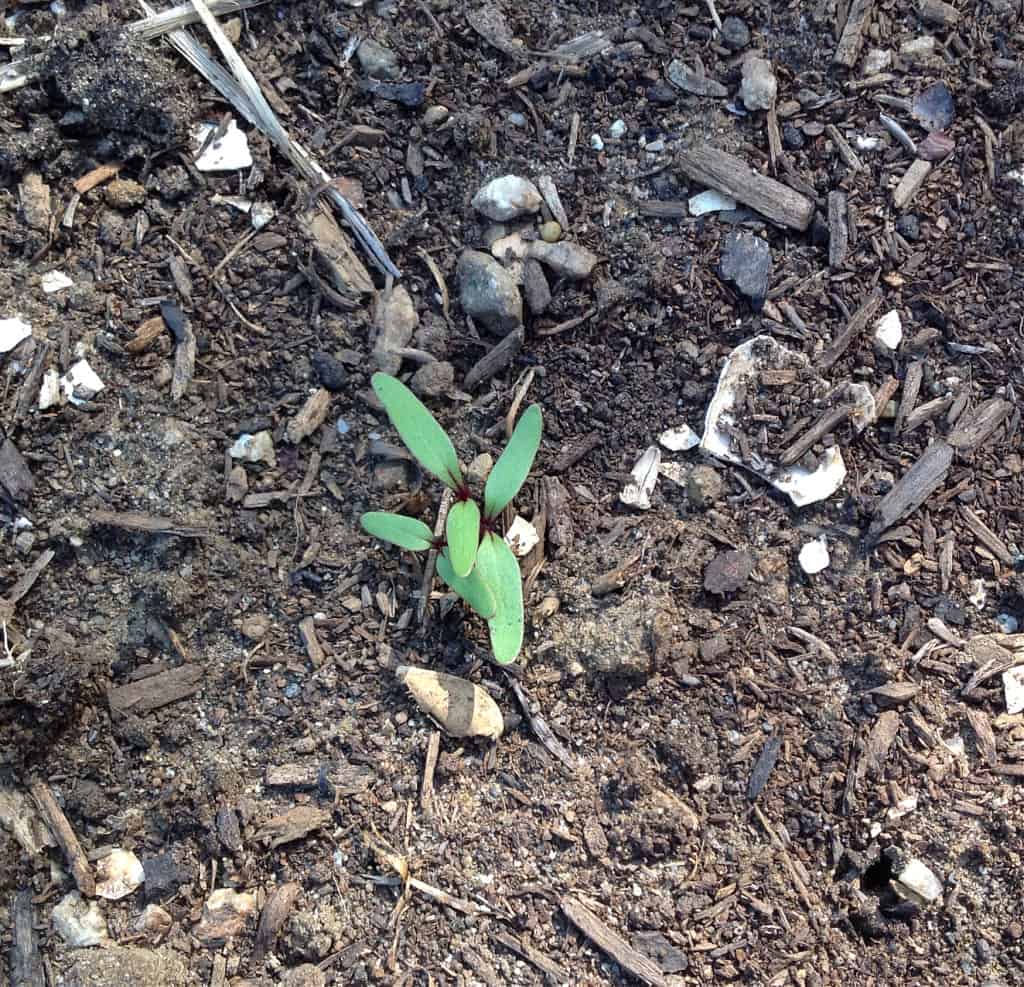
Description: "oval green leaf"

(372, 373), (463, 489)
(445, 498), (480, 578)
(436, 550), (497, 620)
(483, 404), (542, 519)
(360, 511), (434, 552)
(476, 532), (524, 664)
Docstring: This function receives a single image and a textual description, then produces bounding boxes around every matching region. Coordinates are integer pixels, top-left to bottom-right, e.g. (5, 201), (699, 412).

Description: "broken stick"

(29, 780), (95, 897)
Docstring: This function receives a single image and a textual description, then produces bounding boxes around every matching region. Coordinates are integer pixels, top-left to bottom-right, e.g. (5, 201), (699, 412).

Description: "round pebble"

(782, 123), (805, 150)
(539, 220), (561, 243)
(720, 16), (750, 50)
(896, 214), (921, 241)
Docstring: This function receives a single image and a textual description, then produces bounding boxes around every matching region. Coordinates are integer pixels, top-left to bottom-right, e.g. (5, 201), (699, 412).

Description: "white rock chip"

(471, 175), (542, 221)
(193, 119), (252, 172)
(0, 317), (31, 353)
(688, 190), (737, 215)
(95, 849), (145, 900)
(874, 310), (903, 350)
(620, 446), (660, 510)
(1003, 665), (1024, 715)
(229, 431), (277, 467)
(505, 515), (539, 557)
(53, 891), (108, 947)
(892, 858), (943, 906)
(41, 270), (74, 293)
(798, 536), (830, 574)
(739, 57), (777, 110)
(658, 424), (700, 451)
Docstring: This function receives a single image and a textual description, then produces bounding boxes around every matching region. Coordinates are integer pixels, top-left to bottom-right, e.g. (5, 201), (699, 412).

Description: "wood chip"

(286, 388), (332, 443)
(297, 617), (326, 667)
(561, 896), (669, 987)
(675, 146), (814, 230)
(868, 441), (953, 540)
(895, 360), (924, 434)
(11, 889), (44, 987)
(869, 681), (920, 707)
(859, 710), (900, 780)
(535, 174), (570, 229)
(263, 761), (375, 797)
(73, 162), (123, 194)
(893, 159), (932, 209)
(505, 675), (579, 775)
(491, 930), (569, 984)
(817, 290), (883, 370)
(252, 882), (300, 965)
(947, 397), (1012, 452)
(0, 549), (55, 624)
(29, 779), (95, 897)
(965, 707), (997, 766)
(747, 733), (782, 802)
(552, 431), (601, 473)
(254, 805), (330, 848)
(170, 316), (196, 403)
(638, 200), (688, 219)
(91, 510), (210, 538)
(296, 207), (373, 296)
(126, 315), (167, 355)
(107, 664), (203, 714)
(421, 731), (440, 814)
(960, 507), (1013, 565)
(825, 124), (864, 171)
(463, 328), (524, 391)
(827, 190), (848, 268)
(834, 0), (875, 67)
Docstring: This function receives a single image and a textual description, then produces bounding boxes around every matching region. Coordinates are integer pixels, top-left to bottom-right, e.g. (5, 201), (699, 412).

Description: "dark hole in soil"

(860, 856), (895, 895)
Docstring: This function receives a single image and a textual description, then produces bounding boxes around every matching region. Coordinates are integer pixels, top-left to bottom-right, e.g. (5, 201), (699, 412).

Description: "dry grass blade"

(137, 0), (399, 279)
(131, 0), (269, 40)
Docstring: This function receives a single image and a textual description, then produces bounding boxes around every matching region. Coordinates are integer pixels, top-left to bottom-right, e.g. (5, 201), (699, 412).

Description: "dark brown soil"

(2, 2), (1024, 985)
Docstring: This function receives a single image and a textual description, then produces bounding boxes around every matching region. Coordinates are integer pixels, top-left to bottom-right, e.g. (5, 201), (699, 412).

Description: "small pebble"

(720, 16), (750, 50)
(590, 134), (605, 151)
(609, 119), (627, 139)
(782, 123), (805, 150)
(508, 112), (527, 127)
(896, 214), (921, 241)
(539, 220), (561, 243)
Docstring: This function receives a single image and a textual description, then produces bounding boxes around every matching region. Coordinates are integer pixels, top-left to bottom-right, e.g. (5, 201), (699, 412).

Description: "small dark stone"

(720, 16), (750, 50)
(718, 231), (771, 310)
(143, 853), (185, 901)
(782, 123), (805, 150)
(895, 214), (920, 241)
(311, 351), (347, 392)
(633, 931), (689, 974)
(646, 83), (677, 105)
(216, 806), (243, 854)
(688, 24), (713, 41)
(522, 258), (551, 315)
(703, 549), (755, 594)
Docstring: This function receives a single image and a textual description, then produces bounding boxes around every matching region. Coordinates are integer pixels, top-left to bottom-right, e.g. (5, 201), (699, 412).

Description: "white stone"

(193, 119), (252, 172)
(471, 175), (542, 221)
(862, 48), (892, 75)
(798, 536), (830, 574)
(590, 134), (605, 151)
(874, 310), (903, 350)
(52, 891), (108, 947)
(739, 56), (777, 110)
(620, 445), (660, 510)
(229, 431), (277, 467)
(688, 189), (737, 216)
(41, 270), (73, 293)
(609, 119), (627, 139)
(1003, 665), (1024, 715)
(504, 515), (539, 557)
(893, 858), (943, 906)
(855, 135), (882, 151)
(0, 316), (31, 353)
(250, 202), (275, 230)
(64, 359), (104, 404)
(658, 424), (700, 451)
(95, 849), (144, 900)
(38, 368), (66, 410)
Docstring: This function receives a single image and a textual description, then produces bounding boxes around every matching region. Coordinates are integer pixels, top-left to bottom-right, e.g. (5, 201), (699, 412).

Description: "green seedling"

(359, 372), (542, 663)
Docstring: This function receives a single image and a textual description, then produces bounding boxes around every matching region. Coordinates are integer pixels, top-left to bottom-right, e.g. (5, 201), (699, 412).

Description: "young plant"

(359, 373), (542, 664)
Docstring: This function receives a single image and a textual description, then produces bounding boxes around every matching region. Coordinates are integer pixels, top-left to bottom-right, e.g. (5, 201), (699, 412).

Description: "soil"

(2, 2), (1024, 986)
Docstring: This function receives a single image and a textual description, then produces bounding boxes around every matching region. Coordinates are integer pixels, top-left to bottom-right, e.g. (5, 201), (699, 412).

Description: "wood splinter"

(29, 779), (95, 897)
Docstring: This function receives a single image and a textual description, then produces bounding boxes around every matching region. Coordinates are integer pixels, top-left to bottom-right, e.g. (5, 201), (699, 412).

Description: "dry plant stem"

(418, 489), (454, 628)
(29, 780), (95, 897)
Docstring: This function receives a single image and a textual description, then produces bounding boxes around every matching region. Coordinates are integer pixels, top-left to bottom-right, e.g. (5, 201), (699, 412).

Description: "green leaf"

(360, 512), (434, 552)
(372, 373), (463, 489)
(483, 404), (542, 519)
(445, 499), (480, 578)
(476, 532), (524, 664)
(436, 550), (497, 620)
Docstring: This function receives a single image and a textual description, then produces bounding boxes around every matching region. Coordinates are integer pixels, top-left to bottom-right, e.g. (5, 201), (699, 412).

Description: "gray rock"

(373, 284), (418, 373)
(740, 56), (777, 110)
(456, 249), (522, 334)
(410, 361), (454, 397)
(311, 351), (347, 392)
(357, 39), (400, 80)
(667, 60), (728, 98)
(896, 214), (920, 241)
(63, 946), (191, 987)
(719, 231), (771, 310)
(52, 892), (108, 947)
(527, 240), (598, 279)
(703, 549), (755, 594)
(720, 16), (750, 50)
(687, 465), (723, 508)
(523, 258), (551, 314)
